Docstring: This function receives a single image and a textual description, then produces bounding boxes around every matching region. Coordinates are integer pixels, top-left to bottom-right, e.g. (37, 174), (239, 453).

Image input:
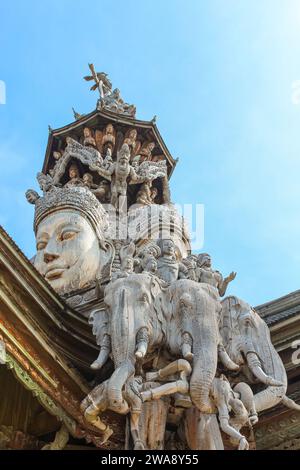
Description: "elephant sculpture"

(220, 296), (300, 413)
(92, 273), (237, 416)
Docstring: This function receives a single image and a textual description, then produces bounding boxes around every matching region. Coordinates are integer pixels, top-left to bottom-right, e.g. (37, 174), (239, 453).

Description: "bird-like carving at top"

(84, 64), (136, 117)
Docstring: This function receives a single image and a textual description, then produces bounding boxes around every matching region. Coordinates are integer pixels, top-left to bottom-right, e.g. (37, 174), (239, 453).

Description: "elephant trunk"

(254, 384), (286, 413)
(190, 357), (217, 413)
(242, 324), (282, 387)
(90, 335), (111, 370)
(246, 352), (283, 387)
(241, 325), (286, 413)
(108, 287), (136, 412)
(108, 360), (134, 413)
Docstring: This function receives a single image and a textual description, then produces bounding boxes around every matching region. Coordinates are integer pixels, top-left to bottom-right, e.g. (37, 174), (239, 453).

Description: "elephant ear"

(89, 308), (109, 346)
(97, 240), (115, 284)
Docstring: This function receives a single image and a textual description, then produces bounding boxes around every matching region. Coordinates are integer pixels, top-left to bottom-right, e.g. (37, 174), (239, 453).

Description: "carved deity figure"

(139, 142), (155, 162)
(83, 127), (96, 148)
(101, 123), (116, 154)
(156, 239), (188, 284)
(64, 163), (83, 188)
(196, 253), (236, 297)
(100, 143), (150, 212)
(124, 129), (141, 157)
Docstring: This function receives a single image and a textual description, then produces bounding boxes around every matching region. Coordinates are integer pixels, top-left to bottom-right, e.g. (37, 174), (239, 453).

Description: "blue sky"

(1, 0), (300, 306)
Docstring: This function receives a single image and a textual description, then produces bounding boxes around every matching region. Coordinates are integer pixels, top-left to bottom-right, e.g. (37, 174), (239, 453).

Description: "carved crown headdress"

(26, 185), (108, 239)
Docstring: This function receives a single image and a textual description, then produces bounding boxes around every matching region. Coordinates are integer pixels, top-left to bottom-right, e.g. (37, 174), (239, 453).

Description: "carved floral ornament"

(22, 66), (300, 450)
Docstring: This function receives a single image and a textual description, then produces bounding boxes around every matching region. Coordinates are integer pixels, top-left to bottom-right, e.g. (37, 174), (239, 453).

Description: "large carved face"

(34, 209), (101, 294)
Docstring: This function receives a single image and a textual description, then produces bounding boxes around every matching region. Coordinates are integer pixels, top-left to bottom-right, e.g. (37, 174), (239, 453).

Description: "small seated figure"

(156, 239), (188, 284)
(196, 253), (236, 297)
(83, 127), (97, 148)
(64, 163), (83, 188)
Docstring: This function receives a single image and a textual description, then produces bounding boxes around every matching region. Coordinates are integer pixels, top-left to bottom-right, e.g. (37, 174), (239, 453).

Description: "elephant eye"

(139, 294), (148, 303)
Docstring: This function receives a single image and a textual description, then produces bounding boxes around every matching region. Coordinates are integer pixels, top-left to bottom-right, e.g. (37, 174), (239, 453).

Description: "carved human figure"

(101, 123), (116, 153)
(196, 253), (236, 297)
(139, 142), (155, 162)
(83, 127), (96, 148)
(141, 254), (158, 274)
(53, 151), (61, 161)
(82, 173), (111, 203)
(156, 239), (188, 284)
(100, 143), (150, 212)
(64, 163), (83, 188)
(124, 129), (141, 157)
(136, 181), (153, 206)
(82, 172), (97, 189)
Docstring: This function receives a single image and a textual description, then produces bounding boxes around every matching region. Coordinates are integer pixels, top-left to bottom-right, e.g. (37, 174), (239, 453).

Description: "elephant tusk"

(218, 345), (240, 371)
(282, 395), (300, 411)
(90, 347), (110, 370)
(246, 352), (283, 387)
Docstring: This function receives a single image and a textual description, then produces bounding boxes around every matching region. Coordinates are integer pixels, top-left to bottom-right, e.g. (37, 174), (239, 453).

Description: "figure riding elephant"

(220, 296), (300, 413)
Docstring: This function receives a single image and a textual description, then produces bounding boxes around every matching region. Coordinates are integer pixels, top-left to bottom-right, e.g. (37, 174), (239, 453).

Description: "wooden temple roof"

(43, 108), (178, 178)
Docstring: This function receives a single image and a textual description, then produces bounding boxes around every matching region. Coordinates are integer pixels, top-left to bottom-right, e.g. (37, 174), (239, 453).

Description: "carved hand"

(225, 271), (237, 283)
